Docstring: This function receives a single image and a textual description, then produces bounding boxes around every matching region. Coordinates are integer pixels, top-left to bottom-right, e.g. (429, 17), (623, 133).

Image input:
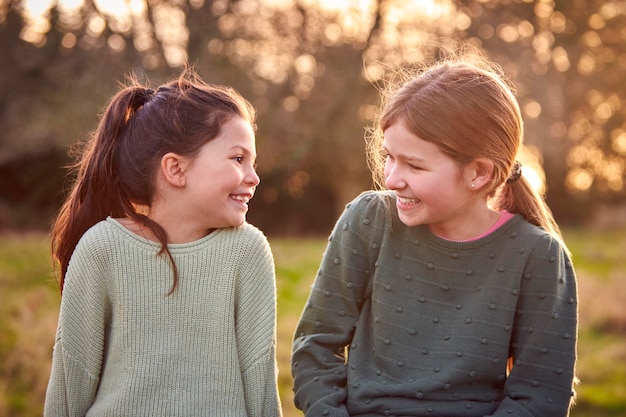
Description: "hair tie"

(506, 161), (522, 183)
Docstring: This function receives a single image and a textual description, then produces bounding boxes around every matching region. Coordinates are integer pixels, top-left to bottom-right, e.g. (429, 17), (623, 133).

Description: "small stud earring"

(471, 183), (475, 189)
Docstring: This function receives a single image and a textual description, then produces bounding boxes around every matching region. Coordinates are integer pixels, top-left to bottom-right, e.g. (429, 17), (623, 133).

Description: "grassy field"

(0, 229), (625, 417)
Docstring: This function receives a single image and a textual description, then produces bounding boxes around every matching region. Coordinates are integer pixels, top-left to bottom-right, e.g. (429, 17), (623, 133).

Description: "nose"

(246, 167), (260, 187)
(384, 163), (404, 190)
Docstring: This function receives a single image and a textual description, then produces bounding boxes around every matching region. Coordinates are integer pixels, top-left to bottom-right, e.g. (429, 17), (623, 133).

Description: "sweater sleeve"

(291, 192), (388, 417)
(235, 226), (282, 417)
(488, 233), (578, 417)
(44, 227), (110, 417)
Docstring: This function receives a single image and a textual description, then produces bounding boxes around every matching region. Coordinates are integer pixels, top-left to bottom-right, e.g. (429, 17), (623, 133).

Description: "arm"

(489, 233), (578, 417)
(291, 192), (388, 417)
(235, 227), (282, 417)
(44, 229), (110, 417)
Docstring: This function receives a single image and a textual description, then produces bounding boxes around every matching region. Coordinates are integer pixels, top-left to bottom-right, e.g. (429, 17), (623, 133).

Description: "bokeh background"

(0, 0), (624, 416)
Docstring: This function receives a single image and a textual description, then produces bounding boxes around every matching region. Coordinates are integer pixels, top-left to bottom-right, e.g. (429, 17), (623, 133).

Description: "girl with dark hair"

(45, 69), (282, 417)
(291, 54), (578, 417)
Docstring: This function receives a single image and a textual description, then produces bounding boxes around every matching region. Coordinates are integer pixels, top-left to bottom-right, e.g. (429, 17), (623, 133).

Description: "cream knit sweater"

(45, 218), (282, 417)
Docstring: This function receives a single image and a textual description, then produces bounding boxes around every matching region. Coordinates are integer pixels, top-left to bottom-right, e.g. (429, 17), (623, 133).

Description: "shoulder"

(221, 223), (272, 257)
(509, 216), (561, 248)
(506, 216), (572, 264)
(73, 219), (121, 255)
(226, 222), (269, 244)
(341, 190), (395, 221)
(326, 190), (395, 245)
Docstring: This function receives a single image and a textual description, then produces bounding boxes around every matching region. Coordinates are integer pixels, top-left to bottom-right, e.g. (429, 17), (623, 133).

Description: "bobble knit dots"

(292, 192), (578, 417)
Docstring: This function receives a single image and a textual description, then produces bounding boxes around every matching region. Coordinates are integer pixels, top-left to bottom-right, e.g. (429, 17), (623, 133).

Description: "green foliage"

(0, 233), (59, 417)
(564, 229), (626, 279)
(575, 330), (626, 415)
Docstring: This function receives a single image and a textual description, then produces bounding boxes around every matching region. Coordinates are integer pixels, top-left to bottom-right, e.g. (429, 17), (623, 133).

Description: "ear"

(466, 157), (494, 191)
(160, 152), (189, 188)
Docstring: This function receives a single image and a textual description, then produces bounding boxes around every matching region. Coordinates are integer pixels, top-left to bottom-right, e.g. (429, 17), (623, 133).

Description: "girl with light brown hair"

(292, 54), (578, 417)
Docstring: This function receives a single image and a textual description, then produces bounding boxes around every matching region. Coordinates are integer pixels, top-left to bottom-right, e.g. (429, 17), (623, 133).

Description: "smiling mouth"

(231, 194), (252, 205)
(397, 196), (420, 205)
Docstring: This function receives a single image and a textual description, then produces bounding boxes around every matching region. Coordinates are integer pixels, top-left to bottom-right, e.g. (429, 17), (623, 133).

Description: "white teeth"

(232, 195), (250, 204)
(398, 196), (418, 204)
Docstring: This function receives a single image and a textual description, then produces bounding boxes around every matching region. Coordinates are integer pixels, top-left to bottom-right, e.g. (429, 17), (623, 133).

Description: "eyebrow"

(230, 145), (253, 153)
(230, 145), (257, 159)
(382, 146), (426, 163)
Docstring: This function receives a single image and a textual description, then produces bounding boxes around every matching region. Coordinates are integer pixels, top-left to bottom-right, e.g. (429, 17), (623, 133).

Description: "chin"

(231, 216), (247, 227)
(398, 214), (420, 227)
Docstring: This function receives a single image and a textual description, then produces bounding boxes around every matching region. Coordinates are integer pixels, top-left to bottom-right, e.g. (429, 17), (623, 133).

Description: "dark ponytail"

(51, 85), (154, 290)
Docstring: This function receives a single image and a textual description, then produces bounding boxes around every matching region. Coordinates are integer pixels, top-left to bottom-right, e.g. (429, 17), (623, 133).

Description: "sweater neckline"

(413, 215), (524, 250)
(105, 217), (228, 252)
(379, 190), (527, 250)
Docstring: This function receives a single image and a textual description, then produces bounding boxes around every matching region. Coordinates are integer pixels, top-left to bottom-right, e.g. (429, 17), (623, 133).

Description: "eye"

(233, 156), (244, 164)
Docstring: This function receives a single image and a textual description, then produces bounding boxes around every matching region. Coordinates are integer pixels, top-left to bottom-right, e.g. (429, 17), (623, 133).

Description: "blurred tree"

(1, 0), (624, 233)
(453, 0), (626, 222)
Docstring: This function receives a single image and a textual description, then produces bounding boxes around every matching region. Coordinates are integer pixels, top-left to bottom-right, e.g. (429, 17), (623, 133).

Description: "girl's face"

(182, 116), (259, 230)
(383, 120), (475, 236)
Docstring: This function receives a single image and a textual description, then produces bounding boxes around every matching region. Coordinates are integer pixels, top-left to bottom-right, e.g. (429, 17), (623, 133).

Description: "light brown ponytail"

(493, 170), (568, 254)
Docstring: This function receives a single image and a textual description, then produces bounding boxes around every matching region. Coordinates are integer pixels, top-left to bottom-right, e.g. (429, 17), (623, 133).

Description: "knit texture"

(292, 191), (578, 417)
(45, 218), (282, 417)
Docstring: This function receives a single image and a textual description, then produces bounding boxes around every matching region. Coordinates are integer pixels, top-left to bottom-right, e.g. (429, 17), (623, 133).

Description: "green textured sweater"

(45, 218), (282, 417)
(292, 191), (577, 417)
